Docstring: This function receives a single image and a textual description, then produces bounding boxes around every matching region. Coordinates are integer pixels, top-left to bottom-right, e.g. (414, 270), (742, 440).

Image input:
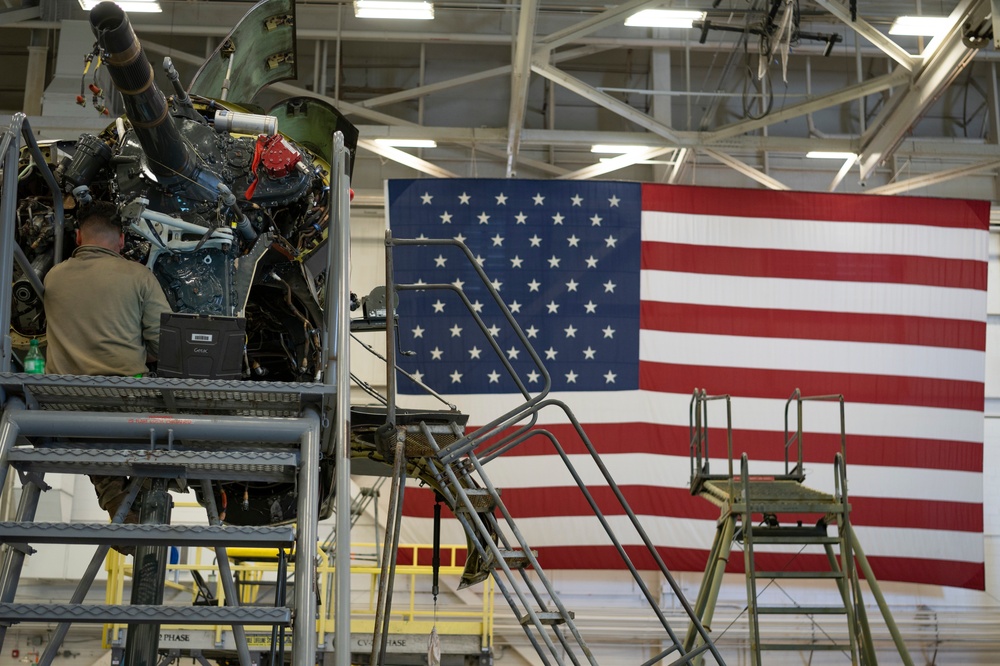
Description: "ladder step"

(0, 522), (296, 547)
(759, 643), (850, 651)
(736, 502), (845, 514)
(8, 448), (299, 482)
(0, 603), (290, 625)
(454, 488), (498, 513)
(520, 610), (573, 626)
(491, 549), (536, 570)
(754, 571), (844, 580)
(402, 423), (460, 457)
(747, 535), (840, 545)
(757, 606), (847, 615)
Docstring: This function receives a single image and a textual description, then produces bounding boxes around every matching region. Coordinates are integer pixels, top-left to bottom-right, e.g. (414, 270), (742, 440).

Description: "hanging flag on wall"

(386, 178), (989, 590)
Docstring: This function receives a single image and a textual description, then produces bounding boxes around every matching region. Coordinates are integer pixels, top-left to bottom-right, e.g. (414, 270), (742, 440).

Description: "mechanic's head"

(76, 201), (124, 252)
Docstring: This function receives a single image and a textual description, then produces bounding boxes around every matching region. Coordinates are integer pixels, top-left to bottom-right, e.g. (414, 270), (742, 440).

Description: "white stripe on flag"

(399, 514), (984, 563)
(470, 453), (982, 504)
(641, 212), (989, 261)
(641, 271), (988, 322)
(639, 330), (986, 383)
(398, 391), (985, 443)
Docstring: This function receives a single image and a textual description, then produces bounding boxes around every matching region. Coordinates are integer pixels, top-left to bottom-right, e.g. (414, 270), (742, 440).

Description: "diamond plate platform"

(7, 448), (299, 482)
(0, 603), (290, 624)
(0, 373), (328, 416)
(0, 522), (296, 547)
(703, 478), (844, 514)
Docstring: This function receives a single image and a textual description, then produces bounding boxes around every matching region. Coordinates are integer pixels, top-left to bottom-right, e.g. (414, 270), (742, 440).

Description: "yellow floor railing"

(102, 542), (494, 653)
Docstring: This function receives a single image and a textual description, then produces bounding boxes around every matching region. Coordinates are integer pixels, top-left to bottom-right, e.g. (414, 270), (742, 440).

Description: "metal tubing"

(457, 436), (596, 664)
(0, 119), (22, 372)
(384, 231), (397, 427)
(835, 453), (860, 664)
(292, 407), (321, 666)
(419, 458), (552, 665)
(684, 516), (723, 653)
(12, 243), (44, 302)
(543, 399), (724, 663)
(465, 452), (586, 666)
(200, 479), (251, 666)
(123, 479), (172, 666)
(38, 478), (144, 666)
(17, 117), (65, 264)
(140, 208), (234, 242)
(0, 473), (42, 650)
(392, 236), (551, 452)
(685, 515), (734, 663)
(849, 529), (915, 666)
(276, 550), (288, 666)
(485, 427), (667, 659)
(326, 131), (353, 666)
(741, 456), (760, 666)
(8, 410), (310, 442)
(0, 399), (24, 496)
(422, 433), (567, 664)
(377, 447), (406, 664)
(370, 441), (405, 666)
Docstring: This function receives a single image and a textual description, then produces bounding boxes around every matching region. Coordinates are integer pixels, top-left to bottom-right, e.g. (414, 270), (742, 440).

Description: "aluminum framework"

(0, 116), (355, 666)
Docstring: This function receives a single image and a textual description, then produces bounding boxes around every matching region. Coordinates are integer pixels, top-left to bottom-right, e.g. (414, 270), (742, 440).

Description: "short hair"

(76, 201), (123, 245)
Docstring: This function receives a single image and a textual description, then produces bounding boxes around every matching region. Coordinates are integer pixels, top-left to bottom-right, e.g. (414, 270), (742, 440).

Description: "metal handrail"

(739, 454), (761, 665)
(390, 236), (552, 465)
(687, 388), (733, 494)
(382, 237), (728, 664)
(783, 389), (845, 480)
(0, 113), (66, 372)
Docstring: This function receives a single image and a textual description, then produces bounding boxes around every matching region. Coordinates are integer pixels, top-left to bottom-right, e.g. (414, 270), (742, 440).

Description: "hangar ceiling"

(1, 0), (998, 201)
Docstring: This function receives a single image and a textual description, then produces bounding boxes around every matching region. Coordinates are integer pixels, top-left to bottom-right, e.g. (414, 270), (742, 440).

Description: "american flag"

(387, 179), (988, 590)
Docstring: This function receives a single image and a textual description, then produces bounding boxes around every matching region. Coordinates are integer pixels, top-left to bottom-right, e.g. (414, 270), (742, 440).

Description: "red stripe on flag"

(394, 543), (984, 590)
(640, 183), (990, 230)
(640, 362), (984, 412)
(466, 423), (982, 473)
(533, 546), (986, 590)
(403, 487), (981, 532)
(641, 301), (987, 351)
(641, 242), (987, 290)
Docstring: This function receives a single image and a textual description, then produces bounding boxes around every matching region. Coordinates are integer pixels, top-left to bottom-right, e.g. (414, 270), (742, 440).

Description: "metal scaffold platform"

(683, 389), (916, 666)
(0, 376), (324, 666)
(0, 115), (357, 666)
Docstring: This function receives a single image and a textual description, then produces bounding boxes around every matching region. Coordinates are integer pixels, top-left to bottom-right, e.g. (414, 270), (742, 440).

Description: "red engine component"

(259, 134), (301, 178)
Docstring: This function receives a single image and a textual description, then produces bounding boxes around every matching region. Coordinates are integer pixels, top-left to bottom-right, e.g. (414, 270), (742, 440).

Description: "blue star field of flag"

(387, 179), (641, 394)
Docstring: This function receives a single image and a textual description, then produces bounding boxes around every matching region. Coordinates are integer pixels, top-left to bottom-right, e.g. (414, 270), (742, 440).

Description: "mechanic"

(43, 200), (172, 539)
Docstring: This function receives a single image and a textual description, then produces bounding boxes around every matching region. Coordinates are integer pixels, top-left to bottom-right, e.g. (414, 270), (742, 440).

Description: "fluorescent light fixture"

(806, 151), (857, 160)
(374, 138), (437, 148)
(354, 1), (434, 20)
(624, 10), (704, 29)
(79, 0), (162, 11)
(888, 16), (951, 36)
(591, 144), (653, 154)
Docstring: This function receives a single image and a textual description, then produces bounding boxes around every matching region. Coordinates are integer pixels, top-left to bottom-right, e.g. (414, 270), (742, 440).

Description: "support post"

(0, 117), (21, 372)
(324, 131), (353, 666)
(200, 479), (252, 666)
(370, 441), (406, 666)
(0, 473), (43, 650)
(38, 478), (144, 666)
(850, 529), (915, 666)
(122, 479), (172, 666)
(293, 408), (322, 666)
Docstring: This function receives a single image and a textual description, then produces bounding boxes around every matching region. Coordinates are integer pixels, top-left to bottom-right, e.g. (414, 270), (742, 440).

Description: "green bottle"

(24, 339), (45, 374)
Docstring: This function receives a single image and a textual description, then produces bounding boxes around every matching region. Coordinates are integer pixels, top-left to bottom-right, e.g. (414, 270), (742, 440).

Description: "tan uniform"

(43, 245), (171, 376)
(43, 245), (172, 524)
